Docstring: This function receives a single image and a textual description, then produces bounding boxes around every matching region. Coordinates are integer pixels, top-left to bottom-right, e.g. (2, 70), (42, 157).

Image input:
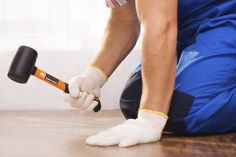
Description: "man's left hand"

(86, 110), (168, 147)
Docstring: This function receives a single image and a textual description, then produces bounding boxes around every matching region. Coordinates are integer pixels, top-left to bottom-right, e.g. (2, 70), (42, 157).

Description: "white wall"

(0, 0), (141, 110)
(0, 0), (111, 51)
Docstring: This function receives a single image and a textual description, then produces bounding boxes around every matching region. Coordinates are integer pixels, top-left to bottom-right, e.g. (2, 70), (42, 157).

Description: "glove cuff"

(138, 109), (168, 131)
(139, 109), (168, 119)
(84, 66), (108, 87)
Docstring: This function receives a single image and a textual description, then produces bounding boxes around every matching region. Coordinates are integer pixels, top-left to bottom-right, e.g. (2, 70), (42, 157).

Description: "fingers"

(75, 92), (87, 106)
(119, 136), (139, 147)
(68, 77), (80, 98)
(74, 93), (95, 110)
(87, 100), (99, 111)
(61, 92), (74, 104)
(86, 128), (124, 146)
(62, 91), (98, 111)
(86, 126), (139, 147)
(83, 94), (95, 110)
(86, 134), (119, 146)
(86, 133), (137, 147)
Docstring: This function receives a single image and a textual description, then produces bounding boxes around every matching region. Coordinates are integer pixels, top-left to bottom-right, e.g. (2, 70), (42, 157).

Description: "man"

(63, 0), (236, 147)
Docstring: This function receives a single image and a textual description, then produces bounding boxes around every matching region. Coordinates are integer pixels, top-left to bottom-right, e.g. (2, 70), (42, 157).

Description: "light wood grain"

(0, 110), (235, 157)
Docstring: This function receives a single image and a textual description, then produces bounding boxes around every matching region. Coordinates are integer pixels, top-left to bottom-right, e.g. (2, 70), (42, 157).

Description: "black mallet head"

(8, 46), (38, 84)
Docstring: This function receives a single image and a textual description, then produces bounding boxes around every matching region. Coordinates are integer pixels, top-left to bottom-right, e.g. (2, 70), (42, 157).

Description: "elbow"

(143, 18), (177, 42)
(142, 18), (177, 56)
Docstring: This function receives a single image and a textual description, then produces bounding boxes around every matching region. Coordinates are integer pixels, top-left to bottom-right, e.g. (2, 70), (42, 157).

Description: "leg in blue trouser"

(120, 66), (142, 119)
(120, 44), (236, 135)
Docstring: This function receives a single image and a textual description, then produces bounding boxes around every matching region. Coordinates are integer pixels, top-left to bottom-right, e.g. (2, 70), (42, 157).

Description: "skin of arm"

(91, 0), (177, 115)
(90, 0), (140, 77)
(136, 0), (178, 114)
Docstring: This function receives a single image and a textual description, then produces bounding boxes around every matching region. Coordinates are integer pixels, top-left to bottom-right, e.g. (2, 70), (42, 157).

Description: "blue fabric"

(178, 0), (236, 56)
(175, 44), (236, 134)
(176, 1), (236, 133)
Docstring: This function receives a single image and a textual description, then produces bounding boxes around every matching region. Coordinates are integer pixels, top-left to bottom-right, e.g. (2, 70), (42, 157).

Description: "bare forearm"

(135, 0), (178, 114)
(140, 25), (177, 114)
(90, 3), (140, 77)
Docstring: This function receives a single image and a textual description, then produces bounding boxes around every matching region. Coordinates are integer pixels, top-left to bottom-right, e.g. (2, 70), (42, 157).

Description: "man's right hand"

(62, 67), (108, 111)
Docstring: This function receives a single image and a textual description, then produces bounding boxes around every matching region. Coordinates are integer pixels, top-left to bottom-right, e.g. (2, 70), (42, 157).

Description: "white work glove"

(86, 109), (168, 147)
(62, 66), (108, 111)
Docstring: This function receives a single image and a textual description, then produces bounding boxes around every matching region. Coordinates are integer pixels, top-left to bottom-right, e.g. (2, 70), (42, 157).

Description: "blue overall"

(120, 0), (236, 134)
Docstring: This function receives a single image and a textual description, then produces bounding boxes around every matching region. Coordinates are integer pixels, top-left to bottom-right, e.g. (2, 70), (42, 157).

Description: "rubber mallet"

(7, 46), (101, 112)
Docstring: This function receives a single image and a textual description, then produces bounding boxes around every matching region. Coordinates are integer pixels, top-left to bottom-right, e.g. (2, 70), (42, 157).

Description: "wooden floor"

(0, 110), (236, 157)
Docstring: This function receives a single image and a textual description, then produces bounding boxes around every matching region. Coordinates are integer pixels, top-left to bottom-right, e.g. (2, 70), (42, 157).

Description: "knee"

(120, 96), (138, 119)
(166, 89), (236, 135)
(164, 90), (196, 135)
(119, 72), (142, 119)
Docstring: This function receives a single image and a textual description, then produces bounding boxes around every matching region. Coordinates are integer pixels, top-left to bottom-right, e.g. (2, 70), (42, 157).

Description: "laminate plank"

(0, 110), (235, 157)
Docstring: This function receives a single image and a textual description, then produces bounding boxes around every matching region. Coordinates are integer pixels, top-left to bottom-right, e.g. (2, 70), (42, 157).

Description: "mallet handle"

(32, 67), (101, 112)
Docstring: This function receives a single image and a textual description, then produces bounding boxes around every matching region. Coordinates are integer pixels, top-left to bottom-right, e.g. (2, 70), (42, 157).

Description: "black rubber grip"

(65, 83), (101, 112)
(64, 83), (69, 94)
(93, 98), (101, 112)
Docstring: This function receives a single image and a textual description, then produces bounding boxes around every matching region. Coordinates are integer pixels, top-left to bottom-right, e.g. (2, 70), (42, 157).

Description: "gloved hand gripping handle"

(32, 67), (101, 112)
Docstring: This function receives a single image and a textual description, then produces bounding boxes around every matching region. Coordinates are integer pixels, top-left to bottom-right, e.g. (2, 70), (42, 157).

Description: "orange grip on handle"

(33, 67), (68, 92)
